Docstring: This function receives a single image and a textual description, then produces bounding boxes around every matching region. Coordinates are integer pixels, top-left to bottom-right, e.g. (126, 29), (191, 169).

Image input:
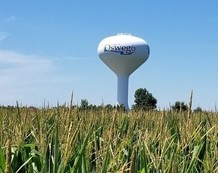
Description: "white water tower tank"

(98, 33), (150, 110)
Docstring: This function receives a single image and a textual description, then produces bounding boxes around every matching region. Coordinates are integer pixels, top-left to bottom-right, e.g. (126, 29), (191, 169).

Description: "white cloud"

(0, 50), (93, 106)
(1, 16), (16, 23)
(0, 50), (53, 74)
(0, 16), (16, 42)
(0, 50), (55, 105)
(0, 32), (9, 42)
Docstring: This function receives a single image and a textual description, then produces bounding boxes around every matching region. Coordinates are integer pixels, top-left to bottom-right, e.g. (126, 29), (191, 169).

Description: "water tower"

(98, 33), (150, 110)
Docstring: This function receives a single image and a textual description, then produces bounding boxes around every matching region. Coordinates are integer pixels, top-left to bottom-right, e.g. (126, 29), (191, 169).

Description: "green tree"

(193, 106), (203, 113)
(105, 104), (113, 110)
(115, 104), (126, 112)
(133, 88), (157, 111)
(171, 101), (188, 112)
(80, 99), (89, 110)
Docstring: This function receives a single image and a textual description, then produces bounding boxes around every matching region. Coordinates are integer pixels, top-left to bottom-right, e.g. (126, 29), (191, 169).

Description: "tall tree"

(80, 99), (89, 110)
(171, 101), (188, 112)
(133, 88), (157, 111)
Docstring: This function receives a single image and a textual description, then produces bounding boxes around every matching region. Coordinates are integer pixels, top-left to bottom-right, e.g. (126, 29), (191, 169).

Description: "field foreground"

(0, 106), (218, 173)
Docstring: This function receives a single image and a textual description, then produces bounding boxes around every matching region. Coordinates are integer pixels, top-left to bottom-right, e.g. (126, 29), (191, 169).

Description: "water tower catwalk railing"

(98, 33), (150, 110)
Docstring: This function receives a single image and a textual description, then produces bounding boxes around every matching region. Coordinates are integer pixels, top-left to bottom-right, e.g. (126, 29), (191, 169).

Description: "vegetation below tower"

(0, 105), (217, 172)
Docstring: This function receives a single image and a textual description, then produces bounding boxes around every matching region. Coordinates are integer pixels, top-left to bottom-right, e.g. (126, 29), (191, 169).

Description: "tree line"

(79, 88), (203, 112)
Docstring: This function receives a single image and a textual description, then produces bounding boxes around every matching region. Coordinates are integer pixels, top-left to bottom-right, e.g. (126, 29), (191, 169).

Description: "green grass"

(0, 105), (218, 172)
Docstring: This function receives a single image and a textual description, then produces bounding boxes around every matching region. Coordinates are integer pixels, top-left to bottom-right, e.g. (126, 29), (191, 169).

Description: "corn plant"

(0, 105), (217, 172)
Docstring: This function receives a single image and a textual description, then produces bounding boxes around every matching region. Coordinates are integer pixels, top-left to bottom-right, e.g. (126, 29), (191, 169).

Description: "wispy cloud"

(0, 50), (54, 82)
(0, 50), (55, 105)
(64, 56), (90, 61)
(0, 16), (16, 42)
(1, 15), (16, 23)
(0, 32), (9, 42)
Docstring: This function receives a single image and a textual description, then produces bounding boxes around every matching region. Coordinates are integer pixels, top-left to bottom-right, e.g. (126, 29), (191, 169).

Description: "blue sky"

(0, 1), (218, 110)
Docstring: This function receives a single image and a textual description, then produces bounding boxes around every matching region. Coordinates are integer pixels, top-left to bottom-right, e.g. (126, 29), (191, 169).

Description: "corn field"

(0, 104), (218, 173)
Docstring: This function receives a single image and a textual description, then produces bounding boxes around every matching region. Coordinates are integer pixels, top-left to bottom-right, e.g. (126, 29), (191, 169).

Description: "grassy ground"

(0, 105), (217, 173)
